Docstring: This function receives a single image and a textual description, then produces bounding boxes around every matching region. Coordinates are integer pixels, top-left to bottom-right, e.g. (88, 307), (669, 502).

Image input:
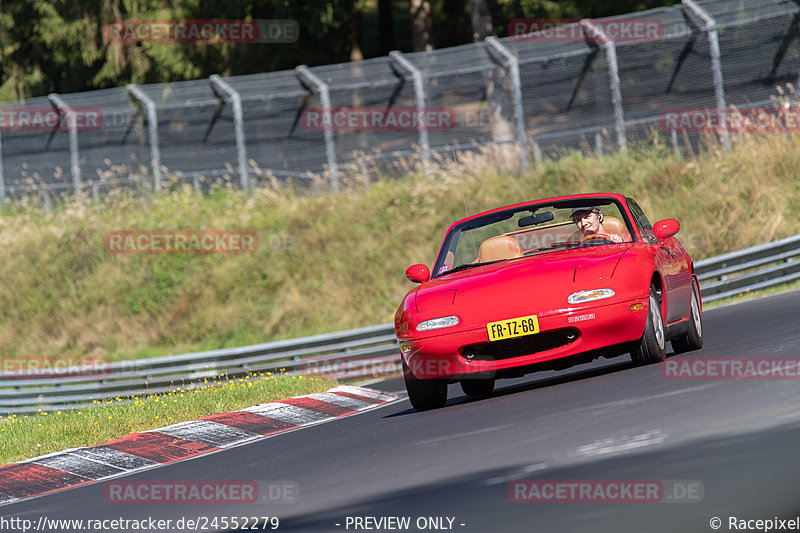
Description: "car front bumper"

(399, 297), (649, 380)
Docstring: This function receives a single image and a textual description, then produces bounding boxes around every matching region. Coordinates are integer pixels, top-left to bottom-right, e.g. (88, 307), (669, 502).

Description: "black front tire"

(403, 359), (448, 411)
(460, 378), (495, 397)
(631, 287), (667, 365)
(672, 279), (704, 354)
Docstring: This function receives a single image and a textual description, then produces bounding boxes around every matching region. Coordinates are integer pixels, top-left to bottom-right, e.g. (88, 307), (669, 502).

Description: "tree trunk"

(410, 0), (433, 52)
(378, 0), (395, 55)
(441, 0), (470, 47)
(470, 0), (493, 41)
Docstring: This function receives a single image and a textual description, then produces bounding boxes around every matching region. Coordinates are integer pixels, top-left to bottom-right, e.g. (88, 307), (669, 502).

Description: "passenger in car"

(570, 206), (630, 243)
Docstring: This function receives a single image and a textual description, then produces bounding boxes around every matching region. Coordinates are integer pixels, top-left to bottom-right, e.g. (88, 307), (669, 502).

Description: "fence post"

(389, 51), (431, 177)
(47, 94), (82, 194)
(485, 37), (530, 174)
(127, 85), (163, 192)
(595, 132), (603, 155)
(683, 0), (729, 150)
(210, 75), (250, 192)
(531, 138), (542, 162)
(671, 130), (681, 160)
(296, 66), (339, 192)
(580, 20), (626, 152)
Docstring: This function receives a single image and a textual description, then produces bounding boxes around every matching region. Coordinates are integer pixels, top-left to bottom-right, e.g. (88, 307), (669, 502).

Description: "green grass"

(0, 130), (799, 362)
(0, 373), (336, 466)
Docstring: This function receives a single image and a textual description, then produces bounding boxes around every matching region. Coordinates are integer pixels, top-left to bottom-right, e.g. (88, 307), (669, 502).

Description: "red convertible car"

(395, 193), (703, 411)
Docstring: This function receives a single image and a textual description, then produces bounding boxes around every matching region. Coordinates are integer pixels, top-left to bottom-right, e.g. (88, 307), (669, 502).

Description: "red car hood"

(413, 244), (632, 326)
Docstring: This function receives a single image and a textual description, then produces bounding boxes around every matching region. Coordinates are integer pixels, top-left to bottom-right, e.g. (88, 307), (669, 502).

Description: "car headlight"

(417, 316), (459, 331)
(568, 288), (615, 304)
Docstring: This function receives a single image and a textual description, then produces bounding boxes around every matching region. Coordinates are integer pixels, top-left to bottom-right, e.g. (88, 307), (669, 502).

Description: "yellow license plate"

(487, 314), (539, 342)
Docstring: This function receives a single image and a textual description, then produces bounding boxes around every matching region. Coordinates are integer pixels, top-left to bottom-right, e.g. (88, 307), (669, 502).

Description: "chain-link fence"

(0, 0), (797, 205)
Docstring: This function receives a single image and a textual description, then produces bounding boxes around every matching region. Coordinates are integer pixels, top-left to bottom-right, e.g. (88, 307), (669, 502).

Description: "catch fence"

(0, 0), (798, 204)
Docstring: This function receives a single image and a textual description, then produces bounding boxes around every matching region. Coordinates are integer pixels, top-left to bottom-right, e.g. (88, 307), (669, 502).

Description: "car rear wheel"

(671, 279), (703, 354)
(460, 378), (495, 397)
(631, 287), (666, 365)
(403, 359), (448, 411)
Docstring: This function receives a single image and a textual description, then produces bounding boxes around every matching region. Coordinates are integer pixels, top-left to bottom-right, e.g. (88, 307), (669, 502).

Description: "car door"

(626, 198), (690, 325)
(658, 235), (692, 324)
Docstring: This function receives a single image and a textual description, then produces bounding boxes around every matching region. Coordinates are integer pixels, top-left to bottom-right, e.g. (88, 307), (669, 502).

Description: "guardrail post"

(580, 20), (626, 152)
(210, 75), (251, 192)
(389, 50), (431, 177)
(48, 94), (82, 194)
(485, 37), (530, 174)
(296, 66), (339, 192)
(0, 126), (6, 206)
(683, 0), (729, 150)
(127, 84), (163, 192)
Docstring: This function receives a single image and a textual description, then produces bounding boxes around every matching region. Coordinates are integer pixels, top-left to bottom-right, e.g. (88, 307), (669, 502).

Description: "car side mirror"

(653, 219), (680, 241)
(406, 264), (430, 283)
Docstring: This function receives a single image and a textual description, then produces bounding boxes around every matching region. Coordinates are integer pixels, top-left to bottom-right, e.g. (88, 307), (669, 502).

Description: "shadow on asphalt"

(246, 420), (800, 533)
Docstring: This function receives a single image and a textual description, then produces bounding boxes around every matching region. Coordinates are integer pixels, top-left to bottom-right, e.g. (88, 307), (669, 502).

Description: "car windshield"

(432, 200), (633, 277)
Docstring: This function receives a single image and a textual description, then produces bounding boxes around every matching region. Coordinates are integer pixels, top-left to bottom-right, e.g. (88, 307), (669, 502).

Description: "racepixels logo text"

(713, 516), (800, 532)
(509, 18), (663, 42)
(104, 230), (258, 254)
(104, 480), (298, 504)
(660, 108), (800, 132)
(509, 479), (703, 503)
(300, 107), (455, 132)
(661, 357), (800, 380)
(0, 108), (102, 132)
(104, 19), (298, 43)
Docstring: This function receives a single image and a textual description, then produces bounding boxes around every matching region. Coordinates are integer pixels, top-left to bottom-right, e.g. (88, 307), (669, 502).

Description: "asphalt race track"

(4, 289), (800, 533)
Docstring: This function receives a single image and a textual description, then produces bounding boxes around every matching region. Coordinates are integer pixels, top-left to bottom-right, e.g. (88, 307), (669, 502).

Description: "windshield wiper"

(444, 261), (501, 275)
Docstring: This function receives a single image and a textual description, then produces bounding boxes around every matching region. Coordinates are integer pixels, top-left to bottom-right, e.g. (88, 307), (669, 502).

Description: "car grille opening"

(461, 328), (580, 361)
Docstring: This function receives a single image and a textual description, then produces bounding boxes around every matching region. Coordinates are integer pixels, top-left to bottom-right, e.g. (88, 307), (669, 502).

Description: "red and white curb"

(0, 386), (399, 506)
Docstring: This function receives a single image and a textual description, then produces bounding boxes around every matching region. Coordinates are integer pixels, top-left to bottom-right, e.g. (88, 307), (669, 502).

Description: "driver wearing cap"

(571, 206), (624, 243)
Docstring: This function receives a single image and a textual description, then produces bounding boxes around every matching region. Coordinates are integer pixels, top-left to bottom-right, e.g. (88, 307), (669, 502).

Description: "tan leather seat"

(478, 235), (523, 262)
(602, 216), (629, 239)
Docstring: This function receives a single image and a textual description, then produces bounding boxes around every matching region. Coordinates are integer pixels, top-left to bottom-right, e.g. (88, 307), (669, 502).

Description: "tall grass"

(1, 127), (798, 360)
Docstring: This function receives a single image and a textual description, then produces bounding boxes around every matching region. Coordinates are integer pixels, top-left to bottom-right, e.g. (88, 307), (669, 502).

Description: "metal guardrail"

(695, 234), (800, 302)
(0, 324), (400, 415)
(2, 234), (799, 415)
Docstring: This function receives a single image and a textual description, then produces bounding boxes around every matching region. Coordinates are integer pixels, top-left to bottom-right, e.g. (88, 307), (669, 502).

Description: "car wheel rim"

(650, 294), (665, 349)
(691, 287), (702, 336)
